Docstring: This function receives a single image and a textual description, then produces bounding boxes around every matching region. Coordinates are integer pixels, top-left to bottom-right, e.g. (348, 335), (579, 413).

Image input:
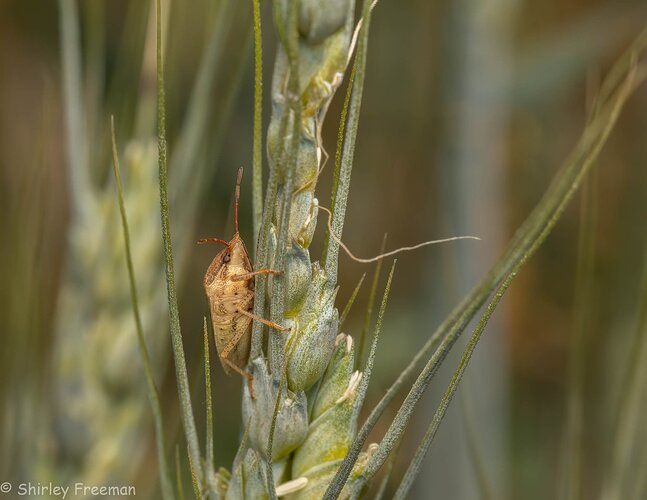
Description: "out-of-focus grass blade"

(169, 0), (235, 204)
(176, 447), (186, 500)
(105, 0), (150, 145)
(631, 432), (647, 499)
(156, 0), (205, 491)
(59, 0), (93, 221)
(600, 244), (647, 500)
(83, 0), (105, 157)
(110, 116), (174, 500)
(460, 391), (496, 500)
(559, 172), (597, 500)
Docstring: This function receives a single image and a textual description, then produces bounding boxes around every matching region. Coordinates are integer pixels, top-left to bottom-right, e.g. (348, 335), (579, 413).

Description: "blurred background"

(1, 0), (646, 498)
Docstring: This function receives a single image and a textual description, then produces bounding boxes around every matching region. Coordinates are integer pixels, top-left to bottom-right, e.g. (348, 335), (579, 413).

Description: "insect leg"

(239, 309), (290, 332)
(221, 356), (255, 399)
(231, 269), (282, 281)
(220, 326), (256, 398)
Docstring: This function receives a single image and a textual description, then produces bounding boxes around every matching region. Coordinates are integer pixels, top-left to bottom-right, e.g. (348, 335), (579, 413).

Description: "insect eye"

(224, 254), (231, 263)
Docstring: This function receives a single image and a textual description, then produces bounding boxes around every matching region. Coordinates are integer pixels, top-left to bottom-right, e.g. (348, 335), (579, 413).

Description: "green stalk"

(252, 0), (264, 249)
(204, 319), (216, 495)
(156, 0), (205, 491)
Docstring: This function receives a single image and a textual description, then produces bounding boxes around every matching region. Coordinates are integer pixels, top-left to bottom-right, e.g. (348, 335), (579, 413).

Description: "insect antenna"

(198, 168), (245, 246)
(234, 166), (243, 234)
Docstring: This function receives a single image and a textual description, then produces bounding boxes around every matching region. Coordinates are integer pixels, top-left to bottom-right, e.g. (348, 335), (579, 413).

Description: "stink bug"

(199, 167), (288, 397)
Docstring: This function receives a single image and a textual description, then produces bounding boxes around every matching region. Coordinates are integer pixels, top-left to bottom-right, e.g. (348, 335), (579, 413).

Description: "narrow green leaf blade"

(353, 260), (396, 421)
(251, 0), (264, 249)
(356, 235), (387, 371)
(204, 318), (215, 491)
(156, 0), (204, 490)
(339, 272), (366, 327)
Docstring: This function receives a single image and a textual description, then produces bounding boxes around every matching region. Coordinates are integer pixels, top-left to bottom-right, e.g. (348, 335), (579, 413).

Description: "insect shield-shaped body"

(200, 167), (287, 398)
(203, 234), (254, 376)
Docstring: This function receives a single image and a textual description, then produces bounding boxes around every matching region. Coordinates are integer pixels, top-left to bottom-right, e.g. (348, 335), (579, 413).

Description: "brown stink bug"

(199, 167), (288, 397)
